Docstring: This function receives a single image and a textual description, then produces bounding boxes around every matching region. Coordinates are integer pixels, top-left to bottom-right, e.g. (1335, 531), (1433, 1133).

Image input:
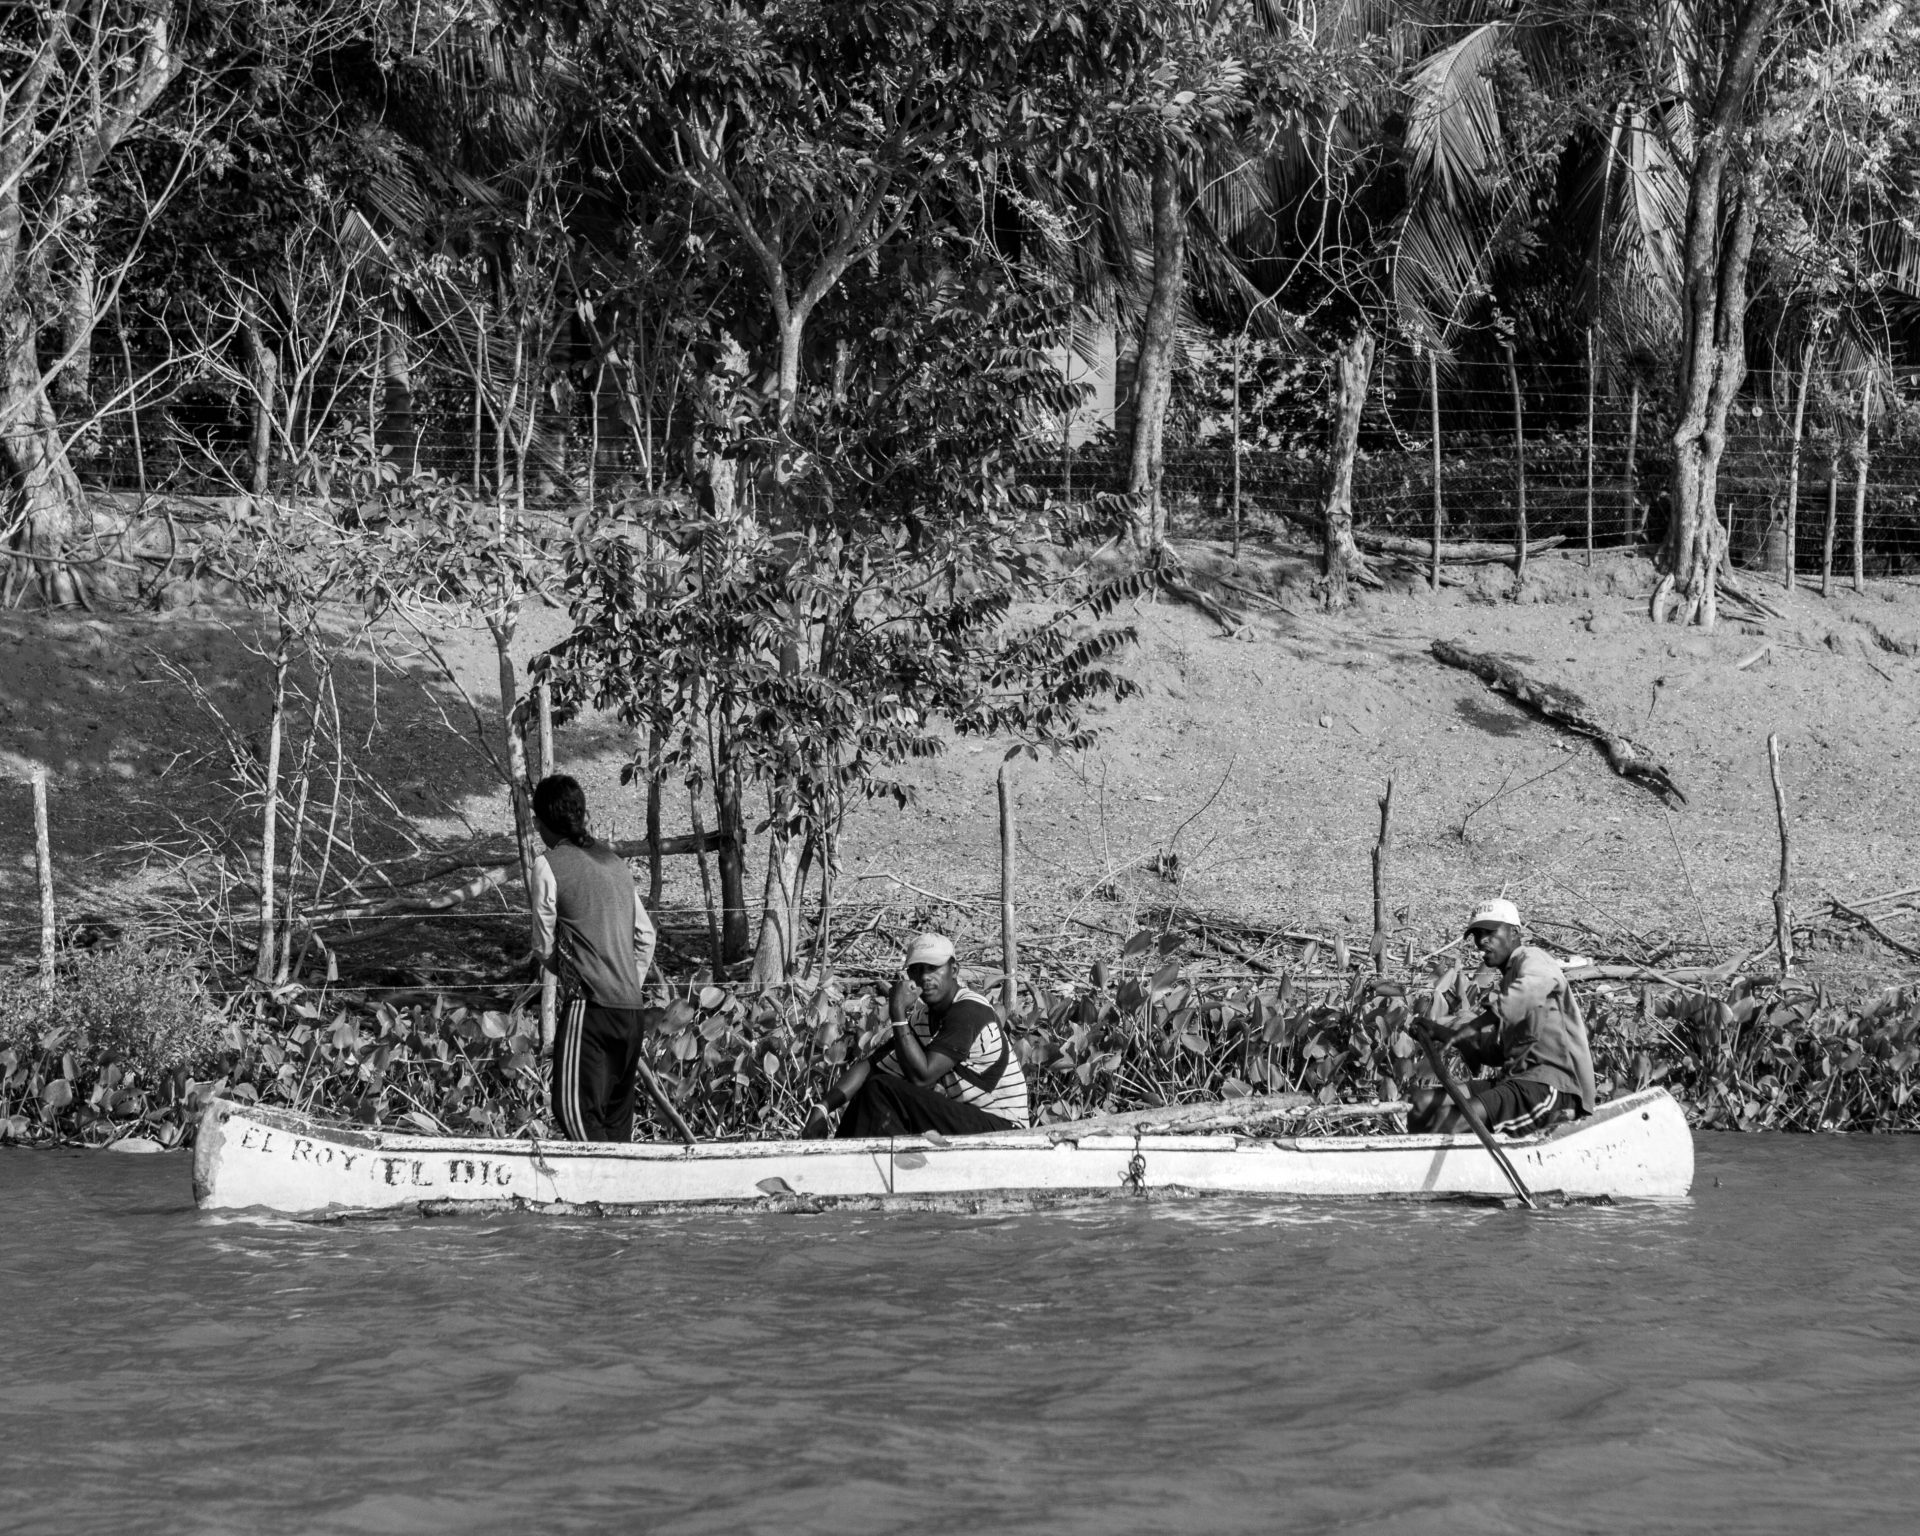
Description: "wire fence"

(58, 349), (1920, 577)
(1031, 354), (1920, 576)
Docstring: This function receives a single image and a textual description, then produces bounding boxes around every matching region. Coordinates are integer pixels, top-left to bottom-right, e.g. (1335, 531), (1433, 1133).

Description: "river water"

(4, 1135), (1918, 1535)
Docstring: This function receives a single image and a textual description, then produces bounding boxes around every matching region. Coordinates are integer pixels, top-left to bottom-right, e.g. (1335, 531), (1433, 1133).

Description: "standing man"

(530, 774), (659, 1142)
(1408, 898), (1596, 1135)
(802, 933), (1028, 1138)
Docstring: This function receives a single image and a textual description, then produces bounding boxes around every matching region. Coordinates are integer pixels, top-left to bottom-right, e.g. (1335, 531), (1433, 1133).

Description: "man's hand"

(888, 970), (915, 1022)
(1413, 1011), (1476, 1055)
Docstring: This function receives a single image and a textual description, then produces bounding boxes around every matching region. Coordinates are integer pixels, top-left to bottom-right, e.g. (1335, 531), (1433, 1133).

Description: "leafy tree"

(544, 0), (1129, 462)
(0, 0), (189, 603)
(551, 256), (1143, 986)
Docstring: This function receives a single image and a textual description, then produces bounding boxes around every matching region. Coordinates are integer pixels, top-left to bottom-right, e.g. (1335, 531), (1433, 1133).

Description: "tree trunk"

(242, 314), (278, 499)
(1653, 0), (1781, 628)
(1321, 328), (1375, 608)
(1782, 326), (1818, 590)
(1656, 175), (1759, 628)
(54, 235), (95, 411)
(381, 310), (415, 469)
(688, 780), (725, 973)
(253, 621), (292, 983)
(1850, 381), (1870, 593)
(0, 305), (83, 606)
(488, 614), (539, 944)
(748, 622), (809, 988)
(53, 118), (100, 414)
(645, 723), (664, 909)
(748, 796), (804, 990)
(1506, 344), (1529, 588)
(712, 714), (750, 962)
(697, 333), (747, 521)
(1126, 147), (1185, 548)
(775, 314), (804, 433)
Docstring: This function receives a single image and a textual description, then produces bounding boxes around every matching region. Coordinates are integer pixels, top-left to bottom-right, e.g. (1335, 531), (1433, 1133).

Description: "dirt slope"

(2, 547), (1915, 993)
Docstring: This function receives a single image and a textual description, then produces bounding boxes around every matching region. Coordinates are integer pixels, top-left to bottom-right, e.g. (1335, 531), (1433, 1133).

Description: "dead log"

(1277, 509), (1565, 564)
(1362, 532), (1566, 564)
(1429, 639), (1687, 805)
(1160, 574), (1248, 634)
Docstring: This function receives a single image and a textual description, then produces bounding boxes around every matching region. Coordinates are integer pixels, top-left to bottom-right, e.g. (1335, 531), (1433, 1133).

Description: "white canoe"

(192, 1087), (1692, 1218)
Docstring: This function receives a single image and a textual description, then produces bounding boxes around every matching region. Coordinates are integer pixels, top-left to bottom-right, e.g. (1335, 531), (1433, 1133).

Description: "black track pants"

(551, 999), (648, 1143)
(835, 1072), (1016, 1138)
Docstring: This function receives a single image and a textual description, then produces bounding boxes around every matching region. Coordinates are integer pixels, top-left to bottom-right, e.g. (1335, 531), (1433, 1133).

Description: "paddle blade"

(756, 1177), (796, 1197)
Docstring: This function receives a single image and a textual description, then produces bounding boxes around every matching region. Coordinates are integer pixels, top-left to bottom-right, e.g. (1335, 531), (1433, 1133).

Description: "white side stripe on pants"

(557, 996), (588, 1140)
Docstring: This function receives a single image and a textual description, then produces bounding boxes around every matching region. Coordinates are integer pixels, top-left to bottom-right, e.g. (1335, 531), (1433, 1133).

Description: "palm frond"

(1403, 21), (1507, 213)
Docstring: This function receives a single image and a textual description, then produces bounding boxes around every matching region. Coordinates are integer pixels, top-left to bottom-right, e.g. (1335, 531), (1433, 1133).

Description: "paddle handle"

(1416, 1030), (1537, 1209)
(633, 1053), (698, 1146)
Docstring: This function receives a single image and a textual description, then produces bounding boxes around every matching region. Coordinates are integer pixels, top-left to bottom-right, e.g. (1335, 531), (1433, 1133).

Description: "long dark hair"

(532, 774), (593, 847)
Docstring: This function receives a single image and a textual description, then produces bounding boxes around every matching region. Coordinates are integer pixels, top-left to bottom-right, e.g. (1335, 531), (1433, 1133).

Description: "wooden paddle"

(1413, 1025), (1538, 1209)
(633, 1054), (698, 1146)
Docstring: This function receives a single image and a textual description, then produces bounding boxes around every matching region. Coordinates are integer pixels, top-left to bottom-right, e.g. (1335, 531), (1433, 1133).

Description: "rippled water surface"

(5, 1136), (1920, 1534)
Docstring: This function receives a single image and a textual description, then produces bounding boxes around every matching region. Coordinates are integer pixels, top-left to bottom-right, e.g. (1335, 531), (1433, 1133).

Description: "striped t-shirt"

(925, 987), (1030, 1128)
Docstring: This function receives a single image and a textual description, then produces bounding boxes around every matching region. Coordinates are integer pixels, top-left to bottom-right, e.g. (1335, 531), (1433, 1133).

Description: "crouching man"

(802, 933), (1029, 1139)
(1408, 898), (1596, 1136)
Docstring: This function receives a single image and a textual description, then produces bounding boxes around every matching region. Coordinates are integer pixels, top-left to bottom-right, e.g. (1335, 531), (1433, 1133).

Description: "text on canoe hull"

(234, 1122), (517, 1189)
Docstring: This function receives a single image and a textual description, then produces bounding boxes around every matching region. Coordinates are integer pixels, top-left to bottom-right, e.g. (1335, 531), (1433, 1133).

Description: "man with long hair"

(530, 774), (658, 1141)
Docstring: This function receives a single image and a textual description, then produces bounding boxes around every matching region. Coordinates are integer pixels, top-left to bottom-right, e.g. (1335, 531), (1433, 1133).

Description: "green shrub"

(6, 935), (1919, 1147)
(0, 945), (221, 1081)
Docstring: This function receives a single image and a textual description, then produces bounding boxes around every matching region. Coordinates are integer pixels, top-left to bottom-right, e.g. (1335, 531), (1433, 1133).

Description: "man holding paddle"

(1408, 898), (1596, 1137)
(802, 933), (1029, 1139)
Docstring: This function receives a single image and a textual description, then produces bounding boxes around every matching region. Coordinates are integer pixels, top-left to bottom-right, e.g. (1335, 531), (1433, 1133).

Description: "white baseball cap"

(1465, 898), (1523, 934)
(903, 933), (956, 969)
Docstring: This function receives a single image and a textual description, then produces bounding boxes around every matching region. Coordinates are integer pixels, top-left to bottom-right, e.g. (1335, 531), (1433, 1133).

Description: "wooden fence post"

(1584, 328), (1595, 567)
(1850, 383), (1871, 593)
(1767, 735), (1793, 980)
(1822, 462), (1839, 596)
(1429, 349), (1442, 594)
(1506, 346), (1528, 587)
(1783, 327), (1818, 591)
(1371, 777), (1394, 977)
(1626, 381), (1643, 539)
(33, 766), (54, 994)
(535, 680), (557, 1037)
(998, 762), (1018, 1017)
(1227, 336), (1244, 559)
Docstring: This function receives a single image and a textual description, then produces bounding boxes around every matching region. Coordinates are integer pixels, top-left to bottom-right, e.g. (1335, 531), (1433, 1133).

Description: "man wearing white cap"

(801, 932), (1029, 1138)
(1408, 898), (1596, 1135)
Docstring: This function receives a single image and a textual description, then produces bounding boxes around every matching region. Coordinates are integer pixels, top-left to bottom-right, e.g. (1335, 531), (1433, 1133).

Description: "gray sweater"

(531, 843), (656, 1009)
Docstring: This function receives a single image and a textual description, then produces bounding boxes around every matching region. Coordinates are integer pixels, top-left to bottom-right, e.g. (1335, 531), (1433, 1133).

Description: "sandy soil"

(3, 545), (1916, 994)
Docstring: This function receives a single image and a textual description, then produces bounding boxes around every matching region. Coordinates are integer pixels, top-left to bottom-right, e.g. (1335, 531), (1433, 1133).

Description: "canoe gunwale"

(196, 1084), (1660, 1163)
